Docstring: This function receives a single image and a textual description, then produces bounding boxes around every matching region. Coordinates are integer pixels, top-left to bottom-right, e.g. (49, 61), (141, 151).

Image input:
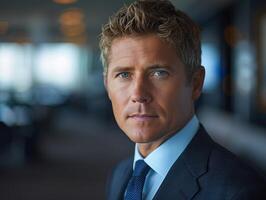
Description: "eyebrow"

(110, 64), (172, 73)
(146, 64), (172, 70)
(110, 66), (134, 73)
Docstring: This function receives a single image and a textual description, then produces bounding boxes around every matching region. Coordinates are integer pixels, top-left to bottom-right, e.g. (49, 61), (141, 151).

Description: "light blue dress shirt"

(133, 115), (199, 200)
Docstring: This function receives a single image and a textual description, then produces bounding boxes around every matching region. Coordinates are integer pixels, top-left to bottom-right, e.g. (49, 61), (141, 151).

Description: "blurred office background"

(0, 0), (266, 199)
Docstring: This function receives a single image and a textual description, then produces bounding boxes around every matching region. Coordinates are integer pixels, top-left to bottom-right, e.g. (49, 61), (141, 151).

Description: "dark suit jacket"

(106, 125), (266, 200)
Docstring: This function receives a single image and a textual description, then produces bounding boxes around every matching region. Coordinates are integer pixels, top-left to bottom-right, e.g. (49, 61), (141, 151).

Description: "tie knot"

(133, 160), (150, 177)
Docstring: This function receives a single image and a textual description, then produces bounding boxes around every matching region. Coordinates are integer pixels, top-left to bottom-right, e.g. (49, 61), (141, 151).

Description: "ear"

(192, 66), (205, 101)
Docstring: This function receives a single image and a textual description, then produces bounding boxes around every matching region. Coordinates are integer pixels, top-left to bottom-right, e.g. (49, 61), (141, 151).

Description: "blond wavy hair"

(99, 0), (201, 82)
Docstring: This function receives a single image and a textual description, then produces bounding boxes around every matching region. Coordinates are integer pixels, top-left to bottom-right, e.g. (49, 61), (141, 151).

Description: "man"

(99, 0), (266, 199)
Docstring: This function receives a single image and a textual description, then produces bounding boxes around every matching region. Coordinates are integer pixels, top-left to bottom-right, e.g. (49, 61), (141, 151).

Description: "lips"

(128, 113), (158, 121)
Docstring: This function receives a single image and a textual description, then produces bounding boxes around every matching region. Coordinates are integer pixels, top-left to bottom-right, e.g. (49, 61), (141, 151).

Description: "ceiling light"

(59, 9), (84, 26)
(53, 0), (78, 5)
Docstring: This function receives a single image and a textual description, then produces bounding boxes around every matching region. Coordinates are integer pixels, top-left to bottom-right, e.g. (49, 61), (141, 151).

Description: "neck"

(137, 130), (177, 157)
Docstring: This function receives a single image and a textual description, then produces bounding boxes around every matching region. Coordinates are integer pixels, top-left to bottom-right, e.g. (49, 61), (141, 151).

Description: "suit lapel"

(110, 159), (132, 200)
(153, 158), (200, 200)
(153, 125), (214, 200)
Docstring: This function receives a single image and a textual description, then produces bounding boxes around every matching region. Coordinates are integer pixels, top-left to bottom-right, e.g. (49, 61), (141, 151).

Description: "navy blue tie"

(125, 160), (150, 200)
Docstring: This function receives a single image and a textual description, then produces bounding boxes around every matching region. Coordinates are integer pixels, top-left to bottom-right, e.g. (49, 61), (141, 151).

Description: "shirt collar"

(133, 115), (199, 178)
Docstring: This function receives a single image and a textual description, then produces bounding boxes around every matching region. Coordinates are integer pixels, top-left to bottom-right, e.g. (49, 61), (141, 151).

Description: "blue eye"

(116, 72), (130, 79)
(153, 70), (169, 78)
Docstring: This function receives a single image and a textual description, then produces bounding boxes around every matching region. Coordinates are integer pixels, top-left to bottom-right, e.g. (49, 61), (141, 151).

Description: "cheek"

(158, 86), (193, 118)
(109, 90), (127, 121)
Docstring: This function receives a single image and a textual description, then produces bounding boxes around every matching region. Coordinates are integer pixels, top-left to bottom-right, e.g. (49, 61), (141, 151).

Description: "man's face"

(105, 34), (204, 147)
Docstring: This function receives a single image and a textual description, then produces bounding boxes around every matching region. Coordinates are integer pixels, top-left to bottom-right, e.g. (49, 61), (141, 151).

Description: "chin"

(126, 130), (159, 144)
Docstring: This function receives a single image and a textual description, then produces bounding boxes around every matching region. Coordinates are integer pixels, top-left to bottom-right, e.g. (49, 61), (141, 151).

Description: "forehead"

(108, 34), (180, 68)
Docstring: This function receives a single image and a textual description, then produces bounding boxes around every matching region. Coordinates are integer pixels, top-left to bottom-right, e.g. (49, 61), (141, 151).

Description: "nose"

(130, 76), (152, 104)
